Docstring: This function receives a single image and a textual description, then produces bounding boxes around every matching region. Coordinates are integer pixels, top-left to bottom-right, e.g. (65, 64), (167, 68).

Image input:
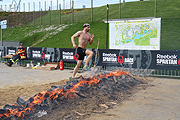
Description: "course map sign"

(109, 18), (161, 50)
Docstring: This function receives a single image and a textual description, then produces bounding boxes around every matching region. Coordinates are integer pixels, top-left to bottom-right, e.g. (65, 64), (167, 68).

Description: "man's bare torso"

(78, 31), (91, 49)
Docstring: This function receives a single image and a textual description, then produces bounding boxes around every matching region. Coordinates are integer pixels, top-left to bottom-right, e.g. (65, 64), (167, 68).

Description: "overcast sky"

(0, 0), (140, 12)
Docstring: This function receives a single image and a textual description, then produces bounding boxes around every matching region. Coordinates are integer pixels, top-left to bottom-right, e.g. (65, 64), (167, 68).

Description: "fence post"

(106, 4), (109, 49)
(27, 3), (30, 26)
(119, 0), (121, 19)
(14, 4), (16, 12)
(19, 3), (20, 12)
(20, 12), (22, 26)
(51, 1), (52, 10)
(49, 6), (51, 25)
(57, 0), (58, 10)
(28, 3), (30, 12)
(41, 8), (42, 25)
(72, 0), (74, 23)
(63, 0), (65, 9)
(91, 0), (93, 22)
(7, 16), (10, 27)
(9, 5), (11, 12)
(155, 0), (157, 18)
(15, 8), (17, 26)
(33, 2), (35, 26)
(59, 4), (61, 24)
(44, 1), (46, 11)
(70, 0), (71, 9)
(23, 3), (25, 12)
(5, 5), (7, 12)
(39, 2), (41, 11)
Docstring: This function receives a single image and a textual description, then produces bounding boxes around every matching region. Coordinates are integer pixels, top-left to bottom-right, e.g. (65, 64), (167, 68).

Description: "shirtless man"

(71, 23), (94, 79)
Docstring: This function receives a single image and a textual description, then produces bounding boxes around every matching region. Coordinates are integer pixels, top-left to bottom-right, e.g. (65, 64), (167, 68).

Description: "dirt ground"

(0, 63), (180, 119)
(86, 77), (180, 120)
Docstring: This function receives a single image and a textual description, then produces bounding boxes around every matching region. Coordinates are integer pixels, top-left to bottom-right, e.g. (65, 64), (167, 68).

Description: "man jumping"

(70, 23), (94, 79)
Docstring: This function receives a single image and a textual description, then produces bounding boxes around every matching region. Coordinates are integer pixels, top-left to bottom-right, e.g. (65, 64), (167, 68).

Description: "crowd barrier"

(0, 46), (180, 71)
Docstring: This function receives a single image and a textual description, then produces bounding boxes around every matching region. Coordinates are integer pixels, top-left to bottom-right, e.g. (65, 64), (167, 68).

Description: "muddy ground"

(0, 63), (180, 119)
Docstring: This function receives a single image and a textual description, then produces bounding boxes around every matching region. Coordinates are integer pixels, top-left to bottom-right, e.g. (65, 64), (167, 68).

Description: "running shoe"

(83, 66), (91, 71)
(69, 77), (73, 81)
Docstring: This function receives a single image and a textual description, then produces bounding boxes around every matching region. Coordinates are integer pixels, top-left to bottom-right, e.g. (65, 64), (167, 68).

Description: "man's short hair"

(83, 23), (90, 28)
(20, 43), (23, 46)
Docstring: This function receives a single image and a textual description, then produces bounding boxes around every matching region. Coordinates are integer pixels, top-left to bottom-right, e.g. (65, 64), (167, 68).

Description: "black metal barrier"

(0, 46), (180, 70)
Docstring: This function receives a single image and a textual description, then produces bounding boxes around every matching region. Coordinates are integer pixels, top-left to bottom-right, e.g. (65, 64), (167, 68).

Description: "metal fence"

(97, 67), (180, 78)
(0, 0), (180, 27)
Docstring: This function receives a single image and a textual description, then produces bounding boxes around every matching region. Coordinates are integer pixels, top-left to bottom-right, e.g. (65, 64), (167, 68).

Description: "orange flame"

(0, 70), (129, 119)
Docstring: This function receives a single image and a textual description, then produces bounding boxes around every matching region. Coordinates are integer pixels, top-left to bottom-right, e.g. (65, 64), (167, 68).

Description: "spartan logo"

(42, 47), (55, 62)
(117, 55), (124, 64)
(118, 50), (152, 69)
(178, 58), (180, 66)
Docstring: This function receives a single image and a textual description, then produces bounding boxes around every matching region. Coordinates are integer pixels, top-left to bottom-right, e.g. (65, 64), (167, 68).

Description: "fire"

(0, 70), (129, 119)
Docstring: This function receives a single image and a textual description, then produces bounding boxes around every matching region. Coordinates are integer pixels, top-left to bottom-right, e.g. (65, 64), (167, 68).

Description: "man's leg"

(84, 49), (94, 68)
(72, 60), (83, 78)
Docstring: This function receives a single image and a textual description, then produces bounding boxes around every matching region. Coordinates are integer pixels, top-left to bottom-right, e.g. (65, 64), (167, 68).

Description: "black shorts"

(77, 47), (86, 60)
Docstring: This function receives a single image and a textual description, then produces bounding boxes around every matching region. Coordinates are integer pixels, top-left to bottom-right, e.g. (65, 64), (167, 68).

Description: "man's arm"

(89, 34), (94, 45)
(71, 31), (82, 48)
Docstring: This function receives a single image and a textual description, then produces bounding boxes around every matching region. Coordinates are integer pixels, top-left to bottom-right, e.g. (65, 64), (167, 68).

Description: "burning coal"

(0, 70), (145, 119)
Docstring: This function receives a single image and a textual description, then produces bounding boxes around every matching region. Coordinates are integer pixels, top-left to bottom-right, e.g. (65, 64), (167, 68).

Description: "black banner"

(1, 46), (180, 70)
(6, 47), (17, 55)
(98, 49), (180, 70)
(27, 47), (43, 61)
(60, 48), (76, 63)
(151, 50), (180, 70)
(98, 49), (152, 69)
(98, 49), (119, 66)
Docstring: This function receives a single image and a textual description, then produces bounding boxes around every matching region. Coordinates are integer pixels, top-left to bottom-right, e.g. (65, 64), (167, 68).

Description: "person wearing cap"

(70, 23), (94, 79)
(16, 43), (26, 59)
(5, 43), (26, 67)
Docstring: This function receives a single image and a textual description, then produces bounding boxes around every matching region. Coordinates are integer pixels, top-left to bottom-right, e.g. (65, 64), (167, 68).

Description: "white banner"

(109, 18), (161, 50)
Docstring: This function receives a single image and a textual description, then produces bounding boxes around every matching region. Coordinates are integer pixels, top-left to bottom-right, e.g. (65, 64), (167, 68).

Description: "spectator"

(5, 43), (26, 67)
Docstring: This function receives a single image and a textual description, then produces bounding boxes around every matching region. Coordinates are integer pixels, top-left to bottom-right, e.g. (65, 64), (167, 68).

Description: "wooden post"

(155, 0), (157, 18)
(91, 0), (93, 22)
(119, 0), (121, 19)
(72, 0), (74, 23)
(59, 4), (61, 24)
(33, 2), (35, 26)
(44, 1), (46, 11)
(57, 0), (58, 10)
(106, 4), (109, 49)
(41, 8), (42, 25)
(49, 6), (51, 25)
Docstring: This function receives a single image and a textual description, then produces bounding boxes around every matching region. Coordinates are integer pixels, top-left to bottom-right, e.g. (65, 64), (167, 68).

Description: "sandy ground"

(0, 63), (87, 108)
(0, 63), (180, 120)
(86, 77), (180, 120)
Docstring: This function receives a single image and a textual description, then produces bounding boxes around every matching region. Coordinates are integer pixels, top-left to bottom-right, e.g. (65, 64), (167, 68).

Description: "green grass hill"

(1, 0), (180, 50)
